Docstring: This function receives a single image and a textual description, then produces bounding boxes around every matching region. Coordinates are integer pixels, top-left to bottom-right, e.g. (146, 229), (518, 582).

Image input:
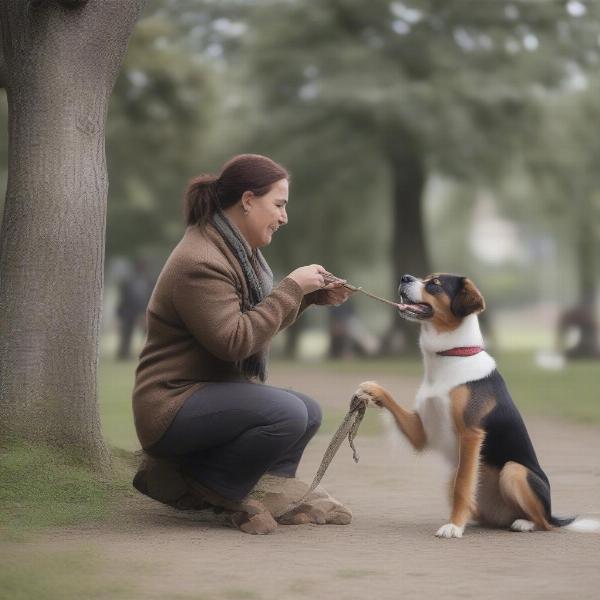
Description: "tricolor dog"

(355, 274), (599, 538)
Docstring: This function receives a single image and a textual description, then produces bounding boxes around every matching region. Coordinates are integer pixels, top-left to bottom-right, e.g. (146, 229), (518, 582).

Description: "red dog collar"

(437, 346), (483, 357)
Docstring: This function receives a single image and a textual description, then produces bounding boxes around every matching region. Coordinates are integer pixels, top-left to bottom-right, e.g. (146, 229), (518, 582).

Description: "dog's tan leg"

(436, 386), (485, 538)
(356, 381), (426, 450)
(451, 430), (484, 524)
(498, 462), (551, 531)
(476, 465), (518, 528)
(436, 431), (484, 538)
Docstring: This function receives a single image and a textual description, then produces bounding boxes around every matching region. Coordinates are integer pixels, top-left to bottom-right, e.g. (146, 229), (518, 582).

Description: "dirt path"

(6, 370), (600, 599)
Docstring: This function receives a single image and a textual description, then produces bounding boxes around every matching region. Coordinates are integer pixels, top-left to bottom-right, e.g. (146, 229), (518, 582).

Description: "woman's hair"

(183, 154), (289, 227)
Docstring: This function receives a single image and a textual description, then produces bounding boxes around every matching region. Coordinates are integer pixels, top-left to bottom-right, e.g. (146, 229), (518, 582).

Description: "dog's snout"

(401, 274), (416, 284)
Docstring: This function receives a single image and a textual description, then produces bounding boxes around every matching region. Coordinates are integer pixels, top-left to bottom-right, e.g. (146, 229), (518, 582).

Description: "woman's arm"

(172, 260), (304, 362)
(277, 286), (354, 332)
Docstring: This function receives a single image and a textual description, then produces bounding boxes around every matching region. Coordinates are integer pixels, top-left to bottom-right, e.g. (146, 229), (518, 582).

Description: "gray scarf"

(212, 210), (273, 382)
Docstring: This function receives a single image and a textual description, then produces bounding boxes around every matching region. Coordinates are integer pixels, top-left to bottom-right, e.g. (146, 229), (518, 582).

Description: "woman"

(132, 154), (353, 534)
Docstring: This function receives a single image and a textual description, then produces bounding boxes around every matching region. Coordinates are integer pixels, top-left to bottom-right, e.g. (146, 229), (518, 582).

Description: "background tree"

(522, 81), (600, 357)
(0, 0), (147, 469)
(134, 0), (600, 357)
(233, 0), (598, 353)
(106, 5), (217, 260)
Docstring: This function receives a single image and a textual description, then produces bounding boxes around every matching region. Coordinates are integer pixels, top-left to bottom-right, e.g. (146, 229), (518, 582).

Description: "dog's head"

(397, 273), (485, 331)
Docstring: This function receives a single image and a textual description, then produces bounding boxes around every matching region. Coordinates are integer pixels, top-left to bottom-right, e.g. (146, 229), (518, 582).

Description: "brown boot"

(229, 499), (279, 535)
(184, 477), (277, 535)
(250, 474), (352, 525)
(132, 453), (210, 510)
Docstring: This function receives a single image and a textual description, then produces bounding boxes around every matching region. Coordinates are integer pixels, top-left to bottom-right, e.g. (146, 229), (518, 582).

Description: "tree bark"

(378, 132), (431, 355)
(0, 28), (6, 89)
(0, 0), (146, 469)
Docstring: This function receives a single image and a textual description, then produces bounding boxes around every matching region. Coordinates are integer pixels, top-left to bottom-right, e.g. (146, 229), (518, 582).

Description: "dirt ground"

(7, 369), (600, 599)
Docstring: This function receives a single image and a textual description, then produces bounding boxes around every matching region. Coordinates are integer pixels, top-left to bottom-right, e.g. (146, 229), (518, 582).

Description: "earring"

(243, 207), (249, 215)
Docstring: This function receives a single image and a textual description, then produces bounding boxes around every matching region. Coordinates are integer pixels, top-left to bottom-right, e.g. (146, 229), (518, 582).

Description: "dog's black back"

(467, 370), (549, 486)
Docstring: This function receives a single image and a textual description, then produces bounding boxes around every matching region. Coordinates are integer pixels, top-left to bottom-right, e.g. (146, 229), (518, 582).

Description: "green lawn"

(278, 353), (600, 424)
(98, 352), (600, 453)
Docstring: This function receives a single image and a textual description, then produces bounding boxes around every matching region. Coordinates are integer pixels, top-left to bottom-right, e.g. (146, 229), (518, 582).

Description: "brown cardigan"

(132, 223), (317, 449)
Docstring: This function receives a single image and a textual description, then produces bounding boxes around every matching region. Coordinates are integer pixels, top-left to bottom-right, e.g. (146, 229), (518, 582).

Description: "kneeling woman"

(132, 154), (352, 534)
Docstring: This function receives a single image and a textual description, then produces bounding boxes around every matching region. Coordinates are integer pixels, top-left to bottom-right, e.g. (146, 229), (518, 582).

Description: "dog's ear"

(451, 278), (485, 317)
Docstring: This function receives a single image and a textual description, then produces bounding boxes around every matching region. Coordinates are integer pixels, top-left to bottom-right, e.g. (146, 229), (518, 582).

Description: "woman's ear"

(241, 190), (254, 214)
(451, 278), (485, 317)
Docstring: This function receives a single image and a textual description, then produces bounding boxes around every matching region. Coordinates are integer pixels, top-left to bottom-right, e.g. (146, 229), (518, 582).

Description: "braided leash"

(273, 392), (368, 518)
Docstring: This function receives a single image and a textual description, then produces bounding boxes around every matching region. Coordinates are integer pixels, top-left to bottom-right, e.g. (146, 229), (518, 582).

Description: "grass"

(0, 442), (135, 541)
(491, 352), (600, 423)
(271, 352), (600, 424)
(99, 359), (139, 451)
(0, 546), (137, 600)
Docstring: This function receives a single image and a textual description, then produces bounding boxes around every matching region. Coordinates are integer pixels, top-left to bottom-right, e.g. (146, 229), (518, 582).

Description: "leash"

(273, 392), (369, 518)
(323, 272), (400, 309)
(273, 272), (396, 518)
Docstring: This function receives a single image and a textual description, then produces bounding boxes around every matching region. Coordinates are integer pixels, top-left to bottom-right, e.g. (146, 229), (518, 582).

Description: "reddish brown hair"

(183, 154), (289, 227)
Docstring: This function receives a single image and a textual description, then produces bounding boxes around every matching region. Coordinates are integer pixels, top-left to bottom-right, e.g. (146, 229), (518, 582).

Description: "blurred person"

(328, 299), (379, 359)
(115, 257), (154, 360)
(557, 304), (600, 359)
(132, 154), (353, 534)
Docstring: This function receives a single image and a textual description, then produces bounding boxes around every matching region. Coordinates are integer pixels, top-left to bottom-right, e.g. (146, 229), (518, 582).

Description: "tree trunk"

(0, 0), (146, 470)
(378, 134), (430, 355)
(569, 192), (599, 358)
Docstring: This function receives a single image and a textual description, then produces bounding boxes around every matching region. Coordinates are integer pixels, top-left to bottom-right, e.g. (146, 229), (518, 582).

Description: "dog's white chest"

(416, 393), (457, 464)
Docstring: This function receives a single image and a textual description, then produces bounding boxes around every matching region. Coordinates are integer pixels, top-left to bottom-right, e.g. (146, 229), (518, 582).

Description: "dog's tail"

(551, 515), (600, 533)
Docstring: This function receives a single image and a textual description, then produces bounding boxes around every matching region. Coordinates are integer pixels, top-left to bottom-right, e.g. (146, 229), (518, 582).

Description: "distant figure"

(557, 304), (600, 359)
(329, 299), (378, 359)
(116, 258), (153, 360)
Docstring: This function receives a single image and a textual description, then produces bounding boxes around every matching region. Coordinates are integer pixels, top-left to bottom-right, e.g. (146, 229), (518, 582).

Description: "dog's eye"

(426, 280), (441, 293)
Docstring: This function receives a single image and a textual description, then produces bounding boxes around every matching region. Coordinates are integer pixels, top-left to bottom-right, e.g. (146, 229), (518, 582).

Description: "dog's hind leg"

(356, 381), (426, 450)
(475, 465), (518, 528)
(498, 462), (551, 531)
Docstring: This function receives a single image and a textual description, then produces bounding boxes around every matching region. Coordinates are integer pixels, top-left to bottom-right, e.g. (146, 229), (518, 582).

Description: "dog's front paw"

(354, 381), (385, 407)
(435, 523), (464, 539)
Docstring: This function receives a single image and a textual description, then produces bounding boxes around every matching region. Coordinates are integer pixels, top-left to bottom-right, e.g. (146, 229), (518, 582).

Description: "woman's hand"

(288, 266), (353, 305)
(287, 264), (329, 294)
(318, 286), (353, 307)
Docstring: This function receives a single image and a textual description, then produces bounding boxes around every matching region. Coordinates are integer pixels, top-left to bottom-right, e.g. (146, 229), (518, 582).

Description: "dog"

(355, 273), (599, 538)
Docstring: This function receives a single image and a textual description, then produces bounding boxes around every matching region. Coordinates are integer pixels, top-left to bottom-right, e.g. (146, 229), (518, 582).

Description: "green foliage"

(183, 0), (600, 289)
(239, 0), (595, 180)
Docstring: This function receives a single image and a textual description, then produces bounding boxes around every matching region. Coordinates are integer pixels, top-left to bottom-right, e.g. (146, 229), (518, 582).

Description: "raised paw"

(510, 519), (535, 532)
(354, 381), (386, 408)
(435, 523), (464, 539)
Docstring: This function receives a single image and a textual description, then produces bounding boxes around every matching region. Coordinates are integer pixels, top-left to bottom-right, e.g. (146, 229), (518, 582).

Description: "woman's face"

(243, 178), (289, 248)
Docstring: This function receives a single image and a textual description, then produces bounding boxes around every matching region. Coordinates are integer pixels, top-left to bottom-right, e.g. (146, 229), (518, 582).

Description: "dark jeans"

(147, 382), (322, 502)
